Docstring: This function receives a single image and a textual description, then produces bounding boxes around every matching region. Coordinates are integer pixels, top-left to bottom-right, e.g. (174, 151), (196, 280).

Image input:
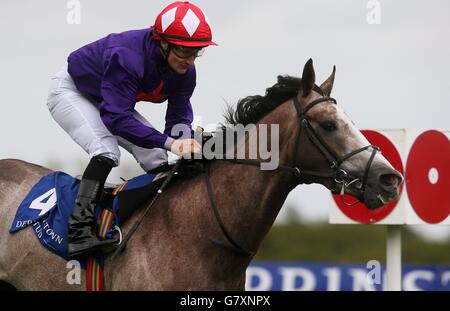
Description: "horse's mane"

(177, 76), (303, 179)
(223, 75), (302, 126)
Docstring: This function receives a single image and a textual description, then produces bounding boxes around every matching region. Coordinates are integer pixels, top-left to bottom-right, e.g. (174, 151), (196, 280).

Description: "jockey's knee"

(135, 148), (168, 172)
(89, 142), (120, 167)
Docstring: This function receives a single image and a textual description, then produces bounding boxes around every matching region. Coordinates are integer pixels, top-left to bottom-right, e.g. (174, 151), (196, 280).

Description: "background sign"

(246, 262), (450, 291)
(406, 130), (450, 224)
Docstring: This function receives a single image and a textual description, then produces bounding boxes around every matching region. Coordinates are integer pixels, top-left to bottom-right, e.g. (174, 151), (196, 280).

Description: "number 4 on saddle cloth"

(8, 163), (189, 261)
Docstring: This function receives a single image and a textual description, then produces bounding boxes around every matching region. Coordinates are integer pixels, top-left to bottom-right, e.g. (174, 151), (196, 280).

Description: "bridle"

(204, 85), (380, 257)
(291, 86), (380, 201)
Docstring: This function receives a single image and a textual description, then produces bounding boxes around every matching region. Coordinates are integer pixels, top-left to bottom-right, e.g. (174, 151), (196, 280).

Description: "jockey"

(46, 1), (217, 259)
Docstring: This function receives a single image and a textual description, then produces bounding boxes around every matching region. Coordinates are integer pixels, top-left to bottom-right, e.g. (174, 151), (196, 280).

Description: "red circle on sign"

(332, 130), (404, 223)
(406, 130), (450, 224)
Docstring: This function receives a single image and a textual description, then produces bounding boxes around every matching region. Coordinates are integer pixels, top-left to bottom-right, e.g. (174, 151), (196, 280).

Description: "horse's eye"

(320, 121), (337, 132)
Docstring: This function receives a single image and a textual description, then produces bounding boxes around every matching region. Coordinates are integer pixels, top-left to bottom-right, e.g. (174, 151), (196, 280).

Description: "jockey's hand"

(170, 138), (202, 157)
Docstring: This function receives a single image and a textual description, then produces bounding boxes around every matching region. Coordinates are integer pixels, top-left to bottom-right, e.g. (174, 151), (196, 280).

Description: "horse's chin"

(362, 187), (397, 210)
(363, 195), (385, 210)
(342, 184), (395, 210)
(328, 181), (397, 210)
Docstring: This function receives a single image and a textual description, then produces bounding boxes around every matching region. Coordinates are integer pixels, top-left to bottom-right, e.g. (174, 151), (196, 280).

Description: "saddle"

(100, 159), (207, 224)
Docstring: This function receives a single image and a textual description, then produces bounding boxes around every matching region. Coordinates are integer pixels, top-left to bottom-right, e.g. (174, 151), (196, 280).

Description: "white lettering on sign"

(441, 271), (450, 287)
(278, 267), (316, 291)
(349, 268), (377, 291)
(245, 267), (272, 291)
(403, 270), (434, 291)
(322, 267), (341, 291)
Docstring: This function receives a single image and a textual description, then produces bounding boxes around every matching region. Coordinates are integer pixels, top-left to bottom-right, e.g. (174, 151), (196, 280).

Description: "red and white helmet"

(152, 1), (217, 47)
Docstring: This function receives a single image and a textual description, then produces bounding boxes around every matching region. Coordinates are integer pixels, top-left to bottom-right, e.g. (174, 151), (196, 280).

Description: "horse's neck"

(208, 110), (298, 253)
(209, 160), (294, 252)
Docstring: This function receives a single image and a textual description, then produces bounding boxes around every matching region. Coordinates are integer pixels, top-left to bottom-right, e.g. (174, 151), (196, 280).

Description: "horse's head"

(289, 59), (403, 210)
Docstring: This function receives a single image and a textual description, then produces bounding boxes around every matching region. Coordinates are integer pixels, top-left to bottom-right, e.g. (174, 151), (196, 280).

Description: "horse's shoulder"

(0, 159), (52, 184)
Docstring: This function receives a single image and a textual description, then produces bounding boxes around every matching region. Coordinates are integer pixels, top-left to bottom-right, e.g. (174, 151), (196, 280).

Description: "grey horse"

(0, 60), (403, 290)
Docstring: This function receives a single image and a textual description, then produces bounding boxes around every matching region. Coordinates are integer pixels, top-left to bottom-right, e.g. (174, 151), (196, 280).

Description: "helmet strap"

(160, 40), (171, 60)
(158, 40), (177, 75)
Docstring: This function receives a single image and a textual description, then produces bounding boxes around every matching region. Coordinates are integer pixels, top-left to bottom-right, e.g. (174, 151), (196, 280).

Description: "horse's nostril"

(380, 174), (400, 188)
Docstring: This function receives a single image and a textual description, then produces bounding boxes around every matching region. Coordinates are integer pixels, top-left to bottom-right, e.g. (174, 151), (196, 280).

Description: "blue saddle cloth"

(9, 171), (156, 260)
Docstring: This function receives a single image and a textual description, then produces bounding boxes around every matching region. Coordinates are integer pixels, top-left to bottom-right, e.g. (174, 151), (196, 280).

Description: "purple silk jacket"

(67, 28), (195, 150)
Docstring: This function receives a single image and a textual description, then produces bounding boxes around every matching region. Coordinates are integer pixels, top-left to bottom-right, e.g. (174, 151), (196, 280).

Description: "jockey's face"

(161, 41), (202, 74)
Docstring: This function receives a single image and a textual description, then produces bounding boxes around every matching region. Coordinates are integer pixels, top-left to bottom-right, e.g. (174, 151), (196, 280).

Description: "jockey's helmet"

(152, 1), (217, 47)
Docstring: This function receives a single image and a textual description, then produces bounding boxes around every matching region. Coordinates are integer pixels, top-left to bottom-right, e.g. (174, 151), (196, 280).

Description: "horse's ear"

(320, 65), (336, 97)
(301, 58), (316, 97)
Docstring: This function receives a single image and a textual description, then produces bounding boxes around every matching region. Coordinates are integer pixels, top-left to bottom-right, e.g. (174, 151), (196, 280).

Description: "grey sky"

(1, 0), (449, 240)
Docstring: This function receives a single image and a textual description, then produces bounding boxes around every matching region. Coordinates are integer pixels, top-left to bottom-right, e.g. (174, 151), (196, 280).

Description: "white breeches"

(46, 66), (168, 172)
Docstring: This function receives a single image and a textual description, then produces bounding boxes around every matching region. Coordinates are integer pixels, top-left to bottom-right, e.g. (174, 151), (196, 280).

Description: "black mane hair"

(224, 75), (302, 126)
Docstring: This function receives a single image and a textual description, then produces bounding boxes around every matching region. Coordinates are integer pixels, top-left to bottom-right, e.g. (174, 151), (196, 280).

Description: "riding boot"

(67, 156), (118, 259)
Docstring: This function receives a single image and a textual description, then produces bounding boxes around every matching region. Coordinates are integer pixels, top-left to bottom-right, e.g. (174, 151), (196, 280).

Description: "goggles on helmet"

(170, 44), (205, 59)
